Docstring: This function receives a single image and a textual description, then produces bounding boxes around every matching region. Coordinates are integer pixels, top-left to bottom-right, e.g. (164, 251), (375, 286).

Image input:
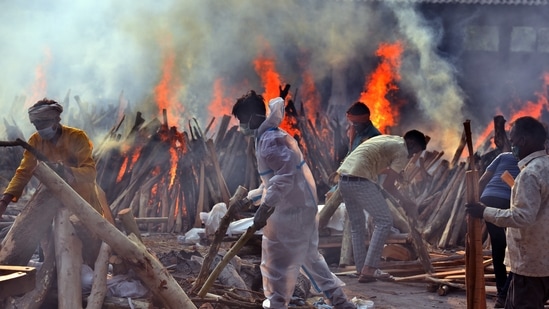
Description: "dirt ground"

(142, 232), (501, 309)
(337, 273), (472, 309)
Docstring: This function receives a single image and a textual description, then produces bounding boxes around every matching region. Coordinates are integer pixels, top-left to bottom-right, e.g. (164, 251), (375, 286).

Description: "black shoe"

(494, 297), (505, 308)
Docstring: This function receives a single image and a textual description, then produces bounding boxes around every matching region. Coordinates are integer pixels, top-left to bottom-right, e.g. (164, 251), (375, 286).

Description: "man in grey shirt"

(467, 116), (549, 308)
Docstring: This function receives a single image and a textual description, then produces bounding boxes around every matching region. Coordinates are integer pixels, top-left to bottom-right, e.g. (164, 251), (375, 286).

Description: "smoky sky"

(1, 0), (544, 156)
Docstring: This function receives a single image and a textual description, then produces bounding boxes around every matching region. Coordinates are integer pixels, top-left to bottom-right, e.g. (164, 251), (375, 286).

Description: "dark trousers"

(480, 196), (510, 298)
(506, 274), (549, 308)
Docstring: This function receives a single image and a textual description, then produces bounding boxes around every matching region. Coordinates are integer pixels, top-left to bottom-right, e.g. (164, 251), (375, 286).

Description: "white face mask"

(37, 126), (57, 140)
(239, 123), (256, 136)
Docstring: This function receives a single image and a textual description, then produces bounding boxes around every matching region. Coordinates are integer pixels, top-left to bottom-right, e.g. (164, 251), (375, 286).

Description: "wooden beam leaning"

(32, 162), (197, 309)
(0, 185), (59, 266)
(463, 120), (486, 309)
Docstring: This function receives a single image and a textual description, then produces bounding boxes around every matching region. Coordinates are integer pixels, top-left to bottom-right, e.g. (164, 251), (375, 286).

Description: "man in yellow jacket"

(0, 98), (104, 264)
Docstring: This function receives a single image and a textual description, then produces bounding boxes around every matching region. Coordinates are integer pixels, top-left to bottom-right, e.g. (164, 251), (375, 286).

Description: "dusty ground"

(337, 273), (471, 309)
(142, 232), (500, 309)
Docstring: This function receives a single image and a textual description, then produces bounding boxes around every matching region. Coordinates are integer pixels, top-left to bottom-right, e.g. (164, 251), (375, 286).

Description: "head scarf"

(28, 102), (63, 122)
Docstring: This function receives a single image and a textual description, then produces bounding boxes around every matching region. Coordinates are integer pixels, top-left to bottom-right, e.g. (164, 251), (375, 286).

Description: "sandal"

(358, 269), (395, 283)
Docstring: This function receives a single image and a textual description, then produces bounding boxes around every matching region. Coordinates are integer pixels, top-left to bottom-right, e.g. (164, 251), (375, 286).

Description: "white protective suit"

(254, 97), (347, 309)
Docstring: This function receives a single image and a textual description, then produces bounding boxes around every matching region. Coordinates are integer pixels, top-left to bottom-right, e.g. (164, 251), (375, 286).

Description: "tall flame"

(28, 48), (52, 108)
(154, 37), (184, 127)
(358, 42), (403, 133)
(252, 46), (302, 142)
(253, 54), (282, 103)
(300, 70), (321, 126)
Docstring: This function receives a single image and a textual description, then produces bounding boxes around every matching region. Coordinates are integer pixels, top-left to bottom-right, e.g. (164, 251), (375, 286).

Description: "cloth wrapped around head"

(28, 99), (63, 122)
(345, 101), (370, 123)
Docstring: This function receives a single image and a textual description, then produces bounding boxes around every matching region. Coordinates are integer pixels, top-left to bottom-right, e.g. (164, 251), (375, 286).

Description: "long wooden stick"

(463, 120), (486, 309)
(191, 186), (249, 294)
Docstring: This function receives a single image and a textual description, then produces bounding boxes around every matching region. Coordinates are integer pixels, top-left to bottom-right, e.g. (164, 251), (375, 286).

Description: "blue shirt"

(481, 152), (520, 200)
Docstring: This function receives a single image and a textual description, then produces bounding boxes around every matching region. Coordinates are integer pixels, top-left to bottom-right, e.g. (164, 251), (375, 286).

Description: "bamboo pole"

(463, 120), (486, 309)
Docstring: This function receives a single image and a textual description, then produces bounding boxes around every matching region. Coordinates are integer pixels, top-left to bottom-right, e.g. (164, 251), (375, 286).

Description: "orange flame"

(358, 42), (403, 133)
(209, 78), (237, 118)
(300, 70), (321, 126)
(508, 74), (549, 123)
(28, 49), (51, 108)
(253, 53), (283, 103)
(252, 48), (302, 142)
(168, 147), (178, 188)
(154, 38), (184, 127)
(473, 72), (549, 151)
(116, 156), (128, 183)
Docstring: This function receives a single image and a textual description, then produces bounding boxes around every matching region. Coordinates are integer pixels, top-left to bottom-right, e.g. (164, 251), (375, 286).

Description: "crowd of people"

(232, 85), (549, 309)
(1, 89), (548, 309)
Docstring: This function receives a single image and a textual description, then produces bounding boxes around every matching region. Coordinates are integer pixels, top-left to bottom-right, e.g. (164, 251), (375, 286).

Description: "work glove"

(465, 202), (486, 219)
(253, 203), (274, 229)
(0, 194), (13, 217)
(232, 197), (252, 211)
(279, 84), (291, 100)
(48, 162), (76, 184)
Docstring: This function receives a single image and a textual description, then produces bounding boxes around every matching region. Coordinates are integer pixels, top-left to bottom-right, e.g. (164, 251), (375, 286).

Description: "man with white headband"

(0, 98), (104, 265)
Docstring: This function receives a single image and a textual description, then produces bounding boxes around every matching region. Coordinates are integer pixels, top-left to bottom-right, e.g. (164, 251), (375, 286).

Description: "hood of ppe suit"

(257, 97), (285, 137)
(254, 96), (318, 232)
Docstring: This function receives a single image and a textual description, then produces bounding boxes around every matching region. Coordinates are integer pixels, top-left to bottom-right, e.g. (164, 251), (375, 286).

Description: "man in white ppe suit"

(231, 88), (355, 309)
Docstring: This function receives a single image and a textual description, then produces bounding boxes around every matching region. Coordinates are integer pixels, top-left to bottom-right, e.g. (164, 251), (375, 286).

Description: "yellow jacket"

(4, 125), (103, 214)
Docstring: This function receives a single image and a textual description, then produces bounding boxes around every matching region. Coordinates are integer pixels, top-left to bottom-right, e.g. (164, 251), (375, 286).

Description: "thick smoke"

(386, 2), (467, 152)
(1, 0), (478, 155)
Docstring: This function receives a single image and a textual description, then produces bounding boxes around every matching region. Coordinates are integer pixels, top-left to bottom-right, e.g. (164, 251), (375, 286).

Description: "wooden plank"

(0, 266), (36, 299)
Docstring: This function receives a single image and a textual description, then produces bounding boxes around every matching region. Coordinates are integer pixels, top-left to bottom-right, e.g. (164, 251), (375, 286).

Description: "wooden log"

(451, 129), (467, 168)
(54, 207), (83, 309)
(33, 162), (197, 309)
(214, 115), (232, 146)
(191, 186), (249, 294)
(463, 120), (486, 309)
(99, 296), (153, 309)
(86, 242), (111, 309)
(0, 185), (59, 266)
(384, 193), (434, 274)
(0, 265), (36, 300)
(438, 173), (467, 248)
(194, 162), (206, 228)
(206, 139), (231, 205)
(422, 164), (465, 241)
(318, 187), (342, 230)
(160, 181), (169, 232)
(4, 236), (55, 309)
(118, 208), (142, 242)
(493, 115), (510, 152)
